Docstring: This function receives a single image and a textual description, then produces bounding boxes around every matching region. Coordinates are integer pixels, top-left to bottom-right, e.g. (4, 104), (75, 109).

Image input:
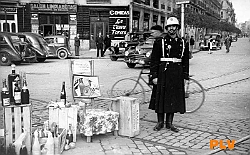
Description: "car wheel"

(127, 63), (136, 68)
(37, 58), (46, 62)
(110, 56), (118, 61)
(0, 53), (12, 66)
(57, 50), (68, 59)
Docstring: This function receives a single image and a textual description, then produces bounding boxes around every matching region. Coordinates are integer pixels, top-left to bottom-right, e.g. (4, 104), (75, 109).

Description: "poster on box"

(73, 75), (101, 98)
(72, 60), (91, 75)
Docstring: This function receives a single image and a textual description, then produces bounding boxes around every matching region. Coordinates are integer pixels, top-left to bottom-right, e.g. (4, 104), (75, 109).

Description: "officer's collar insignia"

(175, 38), (178, 41)
(168, 45), (172, 49)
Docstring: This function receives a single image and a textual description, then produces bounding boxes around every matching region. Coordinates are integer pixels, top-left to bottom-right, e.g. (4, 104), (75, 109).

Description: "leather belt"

(160, 58), (182, 63)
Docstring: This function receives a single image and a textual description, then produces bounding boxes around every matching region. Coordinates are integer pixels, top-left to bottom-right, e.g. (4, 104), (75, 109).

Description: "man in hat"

(149, 17), (189, 132)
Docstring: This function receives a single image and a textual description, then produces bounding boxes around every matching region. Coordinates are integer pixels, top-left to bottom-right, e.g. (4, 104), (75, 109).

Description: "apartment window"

(161, 4), (165, 10)
(145, 0), (150, 5)
(168, 6), (171, 12)
(153, 0), (159, 9)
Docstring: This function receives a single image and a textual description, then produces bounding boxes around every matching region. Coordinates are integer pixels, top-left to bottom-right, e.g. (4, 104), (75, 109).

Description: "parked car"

(199, 33), (222, 50)
(21, 32), (49, 62)
(124, 37), (154, 68)
(0, 32), (36, 66)
(109, 31), (151, 61)
(18, 32), (48, 62)
(44, 35), (72, 59)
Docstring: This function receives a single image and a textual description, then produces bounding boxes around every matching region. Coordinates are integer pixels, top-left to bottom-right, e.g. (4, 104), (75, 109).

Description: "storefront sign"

(30, 3), (77, 13)
(109, 9), (129, 39)
(0, 7), (17, 13)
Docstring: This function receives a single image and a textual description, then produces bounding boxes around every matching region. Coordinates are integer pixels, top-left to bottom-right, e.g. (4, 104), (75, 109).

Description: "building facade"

(75, 0), (169, 49)
(1, 0), (169, 50)
(0, 0), (20, 33)
(219, 0), (236, 25)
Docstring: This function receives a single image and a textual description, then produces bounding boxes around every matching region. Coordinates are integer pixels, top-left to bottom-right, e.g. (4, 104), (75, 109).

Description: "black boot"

(166, 113), (179, 132)
(153, 113), (164, 131)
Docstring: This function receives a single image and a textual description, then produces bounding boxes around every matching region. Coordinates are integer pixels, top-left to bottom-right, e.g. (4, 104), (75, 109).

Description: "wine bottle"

(8, 64), (20, 104)
(66, 124), (73, 143)
(1, 79), (10, 106)
(60, 81), (66, 105)
(32, 130), (41, 155)
(21, 79), (29, 104)
(14, 81), (21, 105)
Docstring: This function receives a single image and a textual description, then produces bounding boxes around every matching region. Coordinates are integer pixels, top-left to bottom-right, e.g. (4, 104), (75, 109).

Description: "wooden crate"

(39, 128), (67, 155)
(112, 96), (140, 137)
(4, 104), (32, 155)
(49, 105), (77, 142)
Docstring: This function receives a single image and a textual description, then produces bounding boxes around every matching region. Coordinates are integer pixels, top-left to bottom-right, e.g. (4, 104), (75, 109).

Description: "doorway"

(90, 22), (105, 49)
(43, 25), (53, 36)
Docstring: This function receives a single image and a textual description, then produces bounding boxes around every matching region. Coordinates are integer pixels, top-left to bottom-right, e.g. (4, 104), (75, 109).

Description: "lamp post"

(176, 0), (190, 37)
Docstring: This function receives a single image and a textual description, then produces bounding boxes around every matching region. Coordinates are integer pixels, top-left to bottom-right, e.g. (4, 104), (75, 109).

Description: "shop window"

(143, 13), (149, 31)
(11, 23), (16, 33)
(161, 4), (165, 10)
(3, 23), (10, 32)
(0, 15), (14, 20)
(153, 15), (158, 25)
(133, 11), (140, 32)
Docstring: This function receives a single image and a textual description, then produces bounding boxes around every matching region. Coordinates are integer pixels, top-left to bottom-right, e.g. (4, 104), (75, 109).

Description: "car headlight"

(125, 51), (129, 56)
(146, 51), (151, 57)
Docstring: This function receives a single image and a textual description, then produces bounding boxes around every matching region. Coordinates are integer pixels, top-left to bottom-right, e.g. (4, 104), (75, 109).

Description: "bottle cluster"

(1, 64), (30, 106)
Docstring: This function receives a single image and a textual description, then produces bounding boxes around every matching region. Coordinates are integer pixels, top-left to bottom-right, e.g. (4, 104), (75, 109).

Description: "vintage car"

(0, 32), (36, 66)
(109, 31), (151, 61)
(199, 33), (222, 50)
(21, 32), (49, 62)
(44, 35), (72, 59)
(18, 32), (48, 62)
(124, 37), (154, 68)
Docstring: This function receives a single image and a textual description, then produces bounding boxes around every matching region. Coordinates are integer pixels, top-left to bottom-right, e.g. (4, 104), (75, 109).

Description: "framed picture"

(73, 75), (101, 98)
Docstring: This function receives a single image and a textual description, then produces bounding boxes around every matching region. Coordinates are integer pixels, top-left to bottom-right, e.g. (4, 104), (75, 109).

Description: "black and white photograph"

(0, 0), (249, 155)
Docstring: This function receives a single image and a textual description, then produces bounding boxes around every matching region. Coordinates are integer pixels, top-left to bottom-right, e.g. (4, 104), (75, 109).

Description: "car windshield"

(10, 36), (21, 43)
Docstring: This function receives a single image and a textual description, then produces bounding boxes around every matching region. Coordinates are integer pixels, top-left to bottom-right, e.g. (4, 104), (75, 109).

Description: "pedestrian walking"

(74, 34), (80, 56)
(103, 34), (111, 55)
(149, 17), (189, 132)
(189, 36), (195, 58)
(96, 32), (104, 57)
(224, 35), (232, 53)
(208, 35), (213, 54)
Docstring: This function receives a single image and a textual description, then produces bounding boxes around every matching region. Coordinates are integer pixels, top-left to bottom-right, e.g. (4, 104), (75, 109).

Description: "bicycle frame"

(131, 68), (152, 92)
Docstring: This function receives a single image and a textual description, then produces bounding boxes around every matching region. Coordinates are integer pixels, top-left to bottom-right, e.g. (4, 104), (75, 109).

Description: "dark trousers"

(104, 44), (111, 53)
(97, 44), (103, 57)
(75, 46), (79, 56)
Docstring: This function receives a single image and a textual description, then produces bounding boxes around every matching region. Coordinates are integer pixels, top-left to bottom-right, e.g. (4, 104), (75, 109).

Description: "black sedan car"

(21, 32), (49, 62)
(0, 32), (36, 66)
(124, 37), (154, 68)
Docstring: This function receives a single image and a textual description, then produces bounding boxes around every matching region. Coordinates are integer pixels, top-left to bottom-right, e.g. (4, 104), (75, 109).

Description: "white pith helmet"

(165, 17), (180, 29)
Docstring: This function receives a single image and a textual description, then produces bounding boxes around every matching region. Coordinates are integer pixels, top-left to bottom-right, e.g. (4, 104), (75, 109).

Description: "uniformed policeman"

(149, 17), (189, 132)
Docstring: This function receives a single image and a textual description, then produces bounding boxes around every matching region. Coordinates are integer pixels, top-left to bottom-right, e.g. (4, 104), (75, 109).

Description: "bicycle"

(110, 67), (205, 113)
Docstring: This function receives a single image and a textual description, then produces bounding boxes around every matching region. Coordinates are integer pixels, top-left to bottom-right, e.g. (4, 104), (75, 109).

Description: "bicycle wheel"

(185, 78), (205, 113)
(110, 78), (145, 104)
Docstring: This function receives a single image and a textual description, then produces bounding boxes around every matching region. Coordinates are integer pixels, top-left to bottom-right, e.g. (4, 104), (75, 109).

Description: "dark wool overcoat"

(149, 34), (189, 114)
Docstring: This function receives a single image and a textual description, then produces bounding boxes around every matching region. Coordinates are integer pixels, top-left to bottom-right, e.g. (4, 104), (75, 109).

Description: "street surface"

(0, 37), (250, 155)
